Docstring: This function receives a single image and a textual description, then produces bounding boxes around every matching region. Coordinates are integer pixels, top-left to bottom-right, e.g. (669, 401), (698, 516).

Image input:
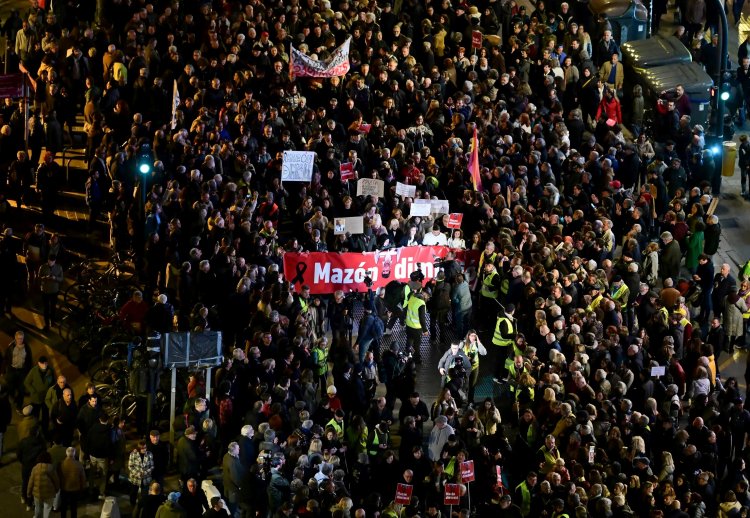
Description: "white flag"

(171, 80), (180, 130)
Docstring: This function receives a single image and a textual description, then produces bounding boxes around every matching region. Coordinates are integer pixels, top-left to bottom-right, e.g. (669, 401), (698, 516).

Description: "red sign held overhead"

(446, 213), (464, 229)
(340, 162), (355, 181)
(460, 460), (475, 483)
(471, 31), (483, 49)
(444, 484), (461, 505)
(395, 483), (413, 505)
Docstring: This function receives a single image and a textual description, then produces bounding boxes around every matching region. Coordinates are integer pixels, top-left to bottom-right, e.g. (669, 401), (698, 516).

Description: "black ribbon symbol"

(291, 262), (307, 286)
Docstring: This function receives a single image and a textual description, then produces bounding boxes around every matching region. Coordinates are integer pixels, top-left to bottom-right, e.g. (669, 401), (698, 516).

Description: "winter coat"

(24, 366), (56, 405)
(723, 297), (747, 337)
(128, 449), (155, 486)
(643, 250), (659, 286)
(175, 436), (200, 477)
(451, 280), (472, 312)
(704, 222), (721, 255)
(155, 500), (187, 518)
(267, 469), (290, 509)
(660, 240), (682, 281)
(59, 457), (86, 492)
(28, 462), (60, 500)
(685, 231), (704, 271)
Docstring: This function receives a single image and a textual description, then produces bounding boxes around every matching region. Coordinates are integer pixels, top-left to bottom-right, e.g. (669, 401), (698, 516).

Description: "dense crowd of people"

(1, 0), (750, 518)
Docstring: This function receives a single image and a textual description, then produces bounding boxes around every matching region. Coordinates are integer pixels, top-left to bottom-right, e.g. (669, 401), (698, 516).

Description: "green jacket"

(155, 500), (187, 518)
(24, 365), (56, 405)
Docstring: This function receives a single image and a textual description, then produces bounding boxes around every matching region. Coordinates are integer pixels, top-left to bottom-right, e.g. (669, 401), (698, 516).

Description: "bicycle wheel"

(64, 282), (93, 310)
(90, 359), (128, 385)
(120, 394), (138, 419)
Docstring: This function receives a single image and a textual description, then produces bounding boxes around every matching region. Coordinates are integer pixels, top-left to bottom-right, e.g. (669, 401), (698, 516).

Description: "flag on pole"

(290, 37), (352, 78)
(468, 127), (482, 191)
(171, 80), (180, 130)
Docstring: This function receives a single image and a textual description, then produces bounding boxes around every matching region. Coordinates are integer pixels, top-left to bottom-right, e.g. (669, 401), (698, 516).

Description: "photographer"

(437, 343), (471, 406)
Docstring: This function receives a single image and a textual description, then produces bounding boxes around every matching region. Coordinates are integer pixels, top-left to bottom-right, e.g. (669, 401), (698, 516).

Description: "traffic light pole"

(714, 0), (729, 140)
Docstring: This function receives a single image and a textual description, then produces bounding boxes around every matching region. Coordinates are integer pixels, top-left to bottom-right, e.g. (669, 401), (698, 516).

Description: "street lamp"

(137, 143), (153, 209)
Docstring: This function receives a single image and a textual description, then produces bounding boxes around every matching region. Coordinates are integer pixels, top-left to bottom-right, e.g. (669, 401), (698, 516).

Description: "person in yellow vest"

(537, 434), (562, 475)
(294, 284), (312, 318)
(513, 471), (538, 518)
(492, 304), (517, 380)
(505, 354), (529, 393)
(326, 409), (346, 441)
(586, 287), (604, 313)
(366, 421), (391, 459)
(550, 497), (569, 518)
(478, 263), (502, 327)
(610, 275), (630, 310)
(405, 289), (430, 364)
(461, 330), (487, 404)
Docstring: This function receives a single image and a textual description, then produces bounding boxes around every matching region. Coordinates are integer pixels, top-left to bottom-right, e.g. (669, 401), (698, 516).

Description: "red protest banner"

(446, 213), (463, 229)
(471, 31), (482, 49)
(395, 483), (413, 504)
(283, 247), (481, 295)
(444, 484), (461, 505)
(460, 460), (475, 483)
(340, 162), (355, 181)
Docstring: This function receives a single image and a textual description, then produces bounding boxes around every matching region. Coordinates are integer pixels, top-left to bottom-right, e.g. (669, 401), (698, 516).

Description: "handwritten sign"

(444, 484), (461, 505)
(650, 365), (666, 377)
(340, 162), (355, 181)
(396, 182), (417, 197)
(431, 199), (450, 215)
(460, 460), (475, 483)
(411, 199), (431, 217)
(281, 151), (315, 182)
(395, 483), (413, 505)
(356, 178), (385, 197)
(471, 31), (482, 49)
(333, 217), (365, 235)
(446, 213), (463, 229)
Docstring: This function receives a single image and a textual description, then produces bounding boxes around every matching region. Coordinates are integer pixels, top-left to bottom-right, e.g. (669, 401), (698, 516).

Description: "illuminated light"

(139, 163), (151, 174)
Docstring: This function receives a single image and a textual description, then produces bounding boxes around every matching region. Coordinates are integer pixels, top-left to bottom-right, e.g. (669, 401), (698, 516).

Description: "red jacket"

(596, 96), (623, 124)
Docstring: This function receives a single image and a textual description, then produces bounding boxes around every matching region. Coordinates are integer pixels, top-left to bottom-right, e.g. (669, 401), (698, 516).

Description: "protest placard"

(333, 217), (365, 235)
(396, 182), (417, 197)
(472, 31), (482, 49)
(356, 178), (385, 197)
(444, 484), (461, 506)
(650, 366), (666, 377)
(281, 151), (315, 182)
(411, 199), (431, 217)
(460, 460), (475, 483)
(340, 162), (355, 181)
(430, 199), (450, 214)
(446, 213), (463, 229)
(395, 484), (413, 505)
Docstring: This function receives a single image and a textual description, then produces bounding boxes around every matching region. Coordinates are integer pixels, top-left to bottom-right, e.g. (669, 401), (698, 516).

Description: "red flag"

(468, 127), (482, 191)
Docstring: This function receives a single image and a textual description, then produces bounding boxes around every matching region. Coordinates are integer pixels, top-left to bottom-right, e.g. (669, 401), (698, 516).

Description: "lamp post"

(713, 0), (730, 140)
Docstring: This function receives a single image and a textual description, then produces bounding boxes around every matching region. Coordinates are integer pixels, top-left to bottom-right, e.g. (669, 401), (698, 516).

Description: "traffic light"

(137, 143), (153, 175)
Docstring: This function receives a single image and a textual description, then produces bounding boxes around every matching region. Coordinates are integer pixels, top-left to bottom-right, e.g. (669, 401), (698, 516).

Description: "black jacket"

(86, 421), (113, 458)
